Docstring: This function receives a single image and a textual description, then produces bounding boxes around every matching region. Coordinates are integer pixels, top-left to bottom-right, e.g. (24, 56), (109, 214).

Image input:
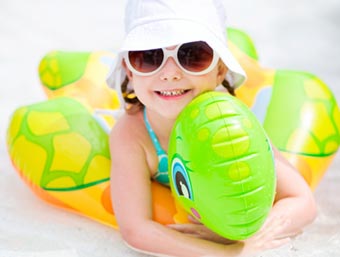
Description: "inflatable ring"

(6, 28), (340, 237)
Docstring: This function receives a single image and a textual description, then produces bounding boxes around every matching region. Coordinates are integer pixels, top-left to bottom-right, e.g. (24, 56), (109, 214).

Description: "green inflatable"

(169, 91), (276, 240)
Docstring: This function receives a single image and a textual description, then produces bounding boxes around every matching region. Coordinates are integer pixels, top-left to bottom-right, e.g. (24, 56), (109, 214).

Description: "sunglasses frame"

(123, 41), (219, 76)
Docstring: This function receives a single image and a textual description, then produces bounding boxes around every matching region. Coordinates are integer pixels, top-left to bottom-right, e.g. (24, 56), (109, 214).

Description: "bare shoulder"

(109, 111), (146, 150)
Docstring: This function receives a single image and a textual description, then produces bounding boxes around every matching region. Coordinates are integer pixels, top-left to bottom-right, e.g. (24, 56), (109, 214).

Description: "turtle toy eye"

(171, 157), (193, 200)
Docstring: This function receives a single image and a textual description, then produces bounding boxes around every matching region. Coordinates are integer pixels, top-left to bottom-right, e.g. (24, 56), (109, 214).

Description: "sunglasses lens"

(178, 41), (214, 73)
(128, 49), (164, 73)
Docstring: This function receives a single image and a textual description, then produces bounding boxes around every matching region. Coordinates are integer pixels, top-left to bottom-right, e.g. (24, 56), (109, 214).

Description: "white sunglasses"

(124, 41), (219, 76)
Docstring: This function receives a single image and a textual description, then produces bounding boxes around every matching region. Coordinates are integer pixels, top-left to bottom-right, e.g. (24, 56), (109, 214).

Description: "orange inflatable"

(7, 28), (340, 230)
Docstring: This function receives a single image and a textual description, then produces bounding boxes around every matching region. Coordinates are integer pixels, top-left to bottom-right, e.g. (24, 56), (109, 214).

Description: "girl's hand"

(243, 215), (292, 254)
(167, 215), (236, 245)
(168, 214), (292, 256)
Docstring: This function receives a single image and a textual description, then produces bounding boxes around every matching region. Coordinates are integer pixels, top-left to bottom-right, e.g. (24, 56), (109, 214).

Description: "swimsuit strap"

(143, 109), (169, 186)
(144, 109), (166, 155)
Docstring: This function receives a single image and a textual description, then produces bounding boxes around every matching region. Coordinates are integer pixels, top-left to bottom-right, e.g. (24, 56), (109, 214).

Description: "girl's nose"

(159, 57), (182, 81)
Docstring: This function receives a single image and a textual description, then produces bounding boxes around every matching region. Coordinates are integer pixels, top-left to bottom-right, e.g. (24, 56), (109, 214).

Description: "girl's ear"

(217, 60), (228, 85)
(122, 59), (133, 80)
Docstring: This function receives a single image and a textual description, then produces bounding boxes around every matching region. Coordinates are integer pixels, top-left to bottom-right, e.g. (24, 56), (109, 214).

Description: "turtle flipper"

(263, 70), (340, 189)
(6, 97), (117, 225)
(7, 97), (176, 227)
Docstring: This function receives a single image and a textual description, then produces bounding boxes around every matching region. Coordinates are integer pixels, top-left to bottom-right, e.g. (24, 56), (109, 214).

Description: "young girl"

(108, 0), (317, 256)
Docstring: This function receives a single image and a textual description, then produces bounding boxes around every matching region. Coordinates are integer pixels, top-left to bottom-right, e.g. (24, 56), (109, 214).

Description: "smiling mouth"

(157, 89), (190, 97)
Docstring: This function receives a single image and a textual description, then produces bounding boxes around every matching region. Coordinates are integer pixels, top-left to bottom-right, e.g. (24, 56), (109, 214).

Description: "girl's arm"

(109, 118), (237, 256)
(109, 117), (288, 257)
(167, 147), (316, 249)
(256, 147), (317, 239)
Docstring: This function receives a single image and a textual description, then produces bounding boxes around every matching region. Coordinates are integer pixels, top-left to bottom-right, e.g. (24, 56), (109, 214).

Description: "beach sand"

(1, 0), (339, 256)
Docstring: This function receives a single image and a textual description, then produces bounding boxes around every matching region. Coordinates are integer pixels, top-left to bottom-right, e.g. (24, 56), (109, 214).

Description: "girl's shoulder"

(109, 110), (159, 175)
(109, 110), (148, 148)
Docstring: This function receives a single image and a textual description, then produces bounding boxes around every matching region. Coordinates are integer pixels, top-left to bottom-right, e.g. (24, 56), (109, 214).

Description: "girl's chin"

(160, 110), (183, 120)
(156, 107), (185, 120)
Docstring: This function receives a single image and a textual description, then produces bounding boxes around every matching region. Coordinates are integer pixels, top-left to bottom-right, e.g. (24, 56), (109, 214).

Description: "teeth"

(159, 90), (186, 96)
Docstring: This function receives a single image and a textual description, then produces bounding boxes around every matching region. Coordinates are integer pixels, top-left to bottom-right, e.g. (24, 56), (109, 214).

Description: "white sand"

(1, 0), (339, 256)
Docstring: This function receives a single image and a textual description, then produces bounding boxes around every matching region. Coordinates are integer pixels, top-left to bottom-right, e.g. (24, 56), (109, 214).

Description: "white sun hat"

(107, 0), (246, 91)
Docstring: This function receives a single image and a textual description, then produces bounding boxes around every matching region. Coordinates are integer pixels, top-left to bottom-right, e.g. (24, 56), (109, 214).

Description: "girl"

(108, 0), (317, 256)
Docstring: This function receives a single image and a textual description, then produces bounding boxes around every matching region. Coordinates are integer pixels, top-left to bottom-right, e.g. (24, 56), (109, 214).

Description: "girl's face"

(123, 45), (227, 120)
